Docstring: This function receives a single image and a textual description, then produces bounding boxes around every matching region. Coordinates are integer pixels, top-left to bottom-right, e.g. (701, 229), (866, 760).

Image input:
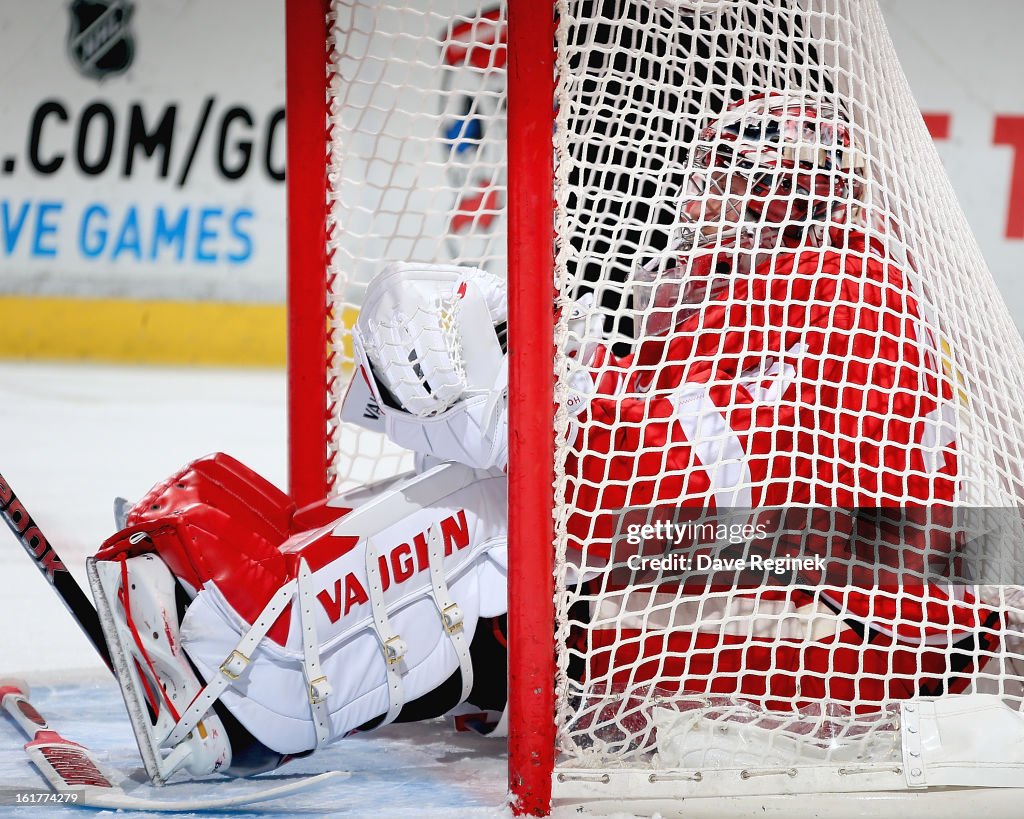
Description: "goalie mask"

(632, 94), (857, 335)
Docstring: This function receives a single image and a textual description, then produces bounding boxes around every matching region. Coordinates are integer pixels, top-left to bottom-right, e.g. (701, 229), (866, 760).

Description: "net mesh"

(323, 0), (1024, 790)
(550, 0), (1024, 776)
(327, 0), (507, 491)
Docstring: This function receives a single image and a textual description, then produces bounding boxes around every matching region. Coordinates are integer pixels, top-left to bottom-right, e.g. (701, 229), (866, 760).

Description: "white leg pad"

(178, 466), (508, 754)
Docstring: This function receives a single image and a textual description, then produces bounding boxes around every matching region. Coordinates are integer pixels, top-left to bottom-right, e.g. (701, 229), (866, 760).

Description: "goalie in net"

(86, 94), (1016, 781)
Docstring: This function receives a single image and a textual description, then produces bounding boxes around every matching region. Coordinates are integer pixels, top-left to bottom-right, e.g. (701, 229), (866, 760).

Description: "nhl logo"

(67, 0), (136, 80)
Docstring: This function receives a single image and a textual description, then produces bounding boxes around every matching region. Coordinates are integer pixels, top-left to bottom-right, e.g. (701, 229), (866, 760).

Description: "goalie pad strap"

(297, 559), (332, 747)
(168, 564), (336, 749)
(166, 579), (298, 747)
(426, 524), (474, 704)
(365, 536), (407, 727)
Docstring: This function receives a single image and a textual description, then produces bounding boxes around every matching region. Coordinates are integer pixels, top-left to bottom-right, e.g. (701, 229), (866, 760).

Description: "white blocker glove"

(345, 262), (509, 470)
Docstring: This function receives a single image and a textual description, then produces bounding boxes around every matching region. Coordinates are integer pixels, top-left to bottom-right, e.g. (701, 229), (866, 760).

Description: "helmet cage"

(684, 96), (853, 249)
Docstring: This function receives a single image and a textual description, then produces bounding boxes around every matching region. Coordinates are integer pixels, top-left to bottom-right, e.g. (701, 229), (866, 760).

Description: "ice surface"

(0, 678), (511, 817)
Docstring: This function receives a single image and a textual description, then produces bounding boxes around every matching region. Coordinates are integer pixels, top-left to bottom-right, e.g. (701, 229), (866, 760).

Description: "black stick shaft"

(0, 471), (112, 671)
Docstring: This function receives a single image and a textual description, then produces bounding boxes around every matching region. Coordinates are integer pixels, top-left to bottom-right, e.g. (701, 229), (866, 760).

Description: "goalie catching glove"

(347, 262), (509, 470)
(345, 261), (606, 464)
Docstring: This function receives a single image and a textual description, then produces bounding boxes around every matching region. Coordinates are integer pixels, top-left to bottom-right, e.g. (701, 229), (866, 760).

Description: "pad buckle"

(219, 649), (250, 681)
(308, 676), (331, 705)
(441, 603), (464, 634)
(383, 636), (407, 665)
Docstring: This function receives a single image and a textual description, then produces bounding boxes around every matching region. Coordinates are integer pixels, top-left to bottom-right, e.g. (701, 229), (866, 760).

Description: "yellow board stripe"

(0, 296), (286, 367)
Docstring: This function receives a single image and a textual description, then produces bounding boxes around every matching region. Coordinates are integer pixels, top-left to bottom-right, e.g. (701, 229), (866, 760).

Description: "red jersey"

(566, 232), (997, 706)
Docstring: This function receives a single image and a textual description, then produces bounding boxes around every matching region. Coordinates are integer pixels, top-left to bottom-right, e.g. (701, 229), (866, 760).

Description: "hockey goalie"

(87, 95), (1010, 783)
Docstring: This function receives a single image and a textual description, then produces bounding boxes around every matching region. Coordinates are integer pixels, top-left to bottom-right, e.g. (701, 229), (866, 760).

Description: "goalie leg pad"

(178, 466), (509, 755)
(88, 553), (232, 784)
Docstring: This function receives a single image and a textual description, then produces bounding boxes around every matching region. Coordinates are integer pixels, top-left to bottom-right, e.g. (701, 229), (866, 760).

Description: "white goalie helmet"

(632, 94), (859, 335)
(683, 93), (856, 251)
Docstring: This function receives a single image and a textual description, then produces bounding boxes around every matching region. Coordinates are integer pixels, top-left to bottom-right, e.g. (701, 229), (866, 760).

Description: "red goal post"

(285, 0), (333, 507)
(504, 3), (556, 814)
(287, 1), (1024, 816)
(285, 2), (556, 811)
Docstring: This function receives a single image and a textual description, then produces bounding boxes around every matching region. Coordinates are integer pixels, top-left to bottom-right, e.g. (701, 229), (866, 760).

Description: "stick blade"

(78, 770), (348, 811)
(24, 731), (122, 792)
(33, 768), (347, 812)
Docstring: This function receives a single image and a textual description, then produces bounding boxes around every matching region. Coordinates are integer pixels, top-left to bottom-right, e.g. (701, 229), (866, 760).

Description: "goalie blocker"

(89, 453), (509, 782)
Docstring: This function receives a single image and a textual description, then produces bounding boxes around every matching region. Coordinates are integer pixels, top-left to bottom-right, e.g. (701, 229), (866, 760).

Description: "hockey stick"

(0, 679), (347, 811)
(0, 472), (111, 671)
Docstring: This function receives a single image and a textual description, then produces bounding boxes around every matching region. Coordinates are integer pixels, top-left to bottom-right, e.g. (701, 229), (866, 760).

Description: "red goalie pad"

(95, 453), (355, 646)
(97, 453), (294, 594)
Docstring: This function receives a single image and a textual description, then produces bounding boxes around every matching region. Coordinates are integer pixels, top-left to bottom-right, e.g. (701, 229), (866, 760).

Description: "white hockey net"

(325, 0), (507, 492)
(321, 0), (1024, 806)
(548, 0), (1024, 801)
